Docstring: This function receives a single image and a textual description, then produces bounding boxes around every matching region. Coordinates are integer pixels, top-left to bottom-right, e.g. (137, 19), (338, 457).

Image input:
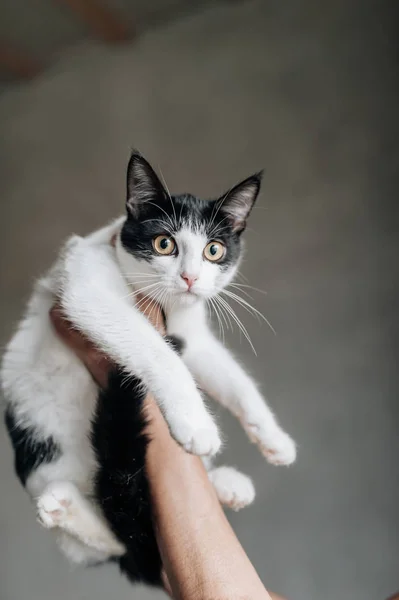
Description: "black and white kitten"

(1, 152), (296, 584)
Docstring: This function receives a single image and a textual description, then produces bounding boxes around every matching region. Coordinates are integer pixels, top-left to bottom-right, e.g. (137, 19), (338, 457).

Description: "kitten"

(1, 152), (296, 584)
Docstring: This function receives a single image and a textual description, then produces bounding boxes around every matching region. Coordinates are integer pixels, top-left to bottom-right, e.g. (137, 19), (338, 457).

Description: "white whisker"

(140, 219), (173, 233)
(208, 187), (232, 232)
(178, 195), (186, 228)
(120, 281), (160, 301)
(135, 281), (162, 294)
(216, 294), (257, 355)
(207, 215), (232, 239)
(145, 201), (175, 232)
(158, 166), (178, 230)
(212, 294), (230, 333)
(227, 283), (253, 300)
(229, 282), (268, 296)
(123, 272), (158, 279)
(142, 288), (163, 320)
(208, 295), (224, 344)
(133, 285), (162, 309)
(214, 294), (233, 332)
(136, 285), (165, 320)
(134, 282), (161, 302)
(236, 271), (249, 283)
(158, 286), (170, 313)
(125, 277), (159, 286)
(222, 289), (276, 335)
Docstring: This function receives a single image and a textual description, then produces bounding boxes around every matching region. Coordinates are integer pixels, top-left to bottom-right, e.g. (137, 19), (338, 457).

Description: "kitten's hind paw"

(37, 494), (70, 528)
(36, 482), (76, 529)
(209, 466), (255, 511)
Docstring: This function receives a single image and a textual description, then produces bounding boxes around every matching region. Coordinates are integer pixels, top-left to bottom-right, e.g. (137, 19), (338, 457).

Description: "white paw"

(209, 467), (255, 511)
(169, 416), (222, 456)
(37, 482), (77, 529)
(244, 422), (297, 466)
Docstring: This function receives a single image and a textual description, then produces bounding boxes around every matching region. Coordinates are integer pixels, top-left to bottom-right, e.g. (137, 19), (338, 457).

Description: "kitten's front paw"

(245, 422), (297, 466)
(170, 416), (222, 456)
(261, 430), (297, 466)
(36, 482), (76, 528)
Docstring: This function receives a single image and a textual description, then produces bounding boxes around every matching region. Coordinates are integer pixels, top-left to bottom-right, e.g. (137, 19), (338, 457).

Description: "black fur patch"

(91, 369), (162, 586)
(4, 407), (61, 486)
(164, 334), (185, 356)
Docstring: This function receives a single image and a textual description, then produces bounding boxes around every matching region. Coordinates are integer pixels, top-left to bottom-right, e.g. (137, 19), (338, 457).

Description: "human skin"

(50, 298), (286, 600)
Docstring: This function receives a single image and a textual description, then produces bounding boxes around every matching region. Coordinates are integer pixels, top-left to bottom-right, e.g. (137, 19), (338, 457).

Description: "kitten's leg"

(180, 324), (296, 466)
(59, 238), (220, 456)
(208, 466), (255, 511)
(37, 481), (125, 556)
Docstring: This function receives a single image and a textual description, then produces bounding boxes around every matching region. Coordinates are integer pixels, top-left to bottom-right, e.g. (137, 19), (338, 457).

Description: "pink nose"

(181, 273), (198, 289)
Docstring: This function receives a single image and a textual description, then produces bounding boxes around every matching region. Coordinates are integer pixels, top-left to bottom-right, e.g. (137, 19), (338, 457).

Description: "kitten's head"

(118, 152), (262, 305)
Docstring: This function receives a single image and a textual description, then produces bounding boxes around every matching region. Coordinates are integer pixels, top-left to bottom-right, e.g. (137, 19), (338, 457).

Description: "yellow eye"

(204, 241), (225, 262)
(153, 235), (176, 255)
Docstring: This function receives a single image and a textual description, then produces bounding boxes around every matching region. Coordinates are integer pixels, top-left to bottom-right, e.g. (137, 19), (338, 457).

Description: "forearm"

(145, 400), (271, 600)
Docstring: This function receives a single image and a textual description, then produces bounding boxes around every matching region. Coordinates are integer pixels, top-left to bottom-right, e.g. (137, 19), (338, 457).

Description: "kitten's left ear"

(218, 171), (263, 233)
(126, 150), (167, 216)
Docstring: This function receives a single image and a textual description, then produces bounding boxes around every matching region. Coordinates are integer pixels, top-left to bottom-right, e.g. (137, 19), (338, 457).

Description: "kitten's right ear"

(126, 151), (167, 216)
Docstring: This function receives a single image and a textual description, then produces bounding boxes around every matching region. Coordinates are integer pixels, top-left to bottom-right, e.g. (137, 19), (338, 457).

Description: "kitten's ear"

(217, 172), (263, 233)
(126, 151), (167, 216)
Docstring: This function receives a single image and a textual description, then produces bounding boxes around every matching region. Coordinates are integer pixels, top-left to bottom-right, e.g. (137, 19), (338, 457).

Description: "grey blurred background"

(1, 1), (398, 599)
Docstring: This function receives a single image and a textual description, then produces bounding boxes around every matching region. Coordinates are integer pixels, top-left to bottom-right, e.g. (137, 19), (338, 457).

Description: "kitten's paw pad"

(171, 419), (221, 456)
(210, 467), (255, 511)
(245, 424), (297, 466)
(37, 482), (77, 528)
